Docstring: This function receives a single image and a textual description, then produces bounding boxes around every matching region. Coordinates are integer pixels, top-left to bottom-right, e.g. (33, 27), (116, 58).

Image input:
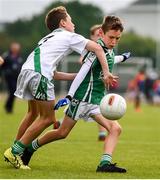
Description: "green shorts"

(65, 98), (100, 121)
(14, 70), (55, 101)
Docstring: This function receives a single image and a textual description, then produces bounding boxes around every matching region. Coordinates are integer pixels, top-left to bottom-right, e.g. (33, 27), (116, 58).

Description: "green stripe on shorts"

(35, 76), (48, 100)
(66, 100), (80, 120)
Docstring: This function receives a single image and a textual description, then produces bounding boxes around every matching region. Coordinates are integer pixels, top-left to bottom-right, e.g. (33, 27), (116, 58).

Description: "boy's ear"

(59, 19), (66, 28)
(99, 28), (103, 36)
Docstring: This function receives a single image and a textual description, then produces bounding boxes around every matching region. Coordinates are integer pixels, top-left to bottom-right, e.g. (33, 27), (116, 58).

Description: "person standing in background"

(0, 56), (4, 65)
(0, 56), (4, 95)
(134, 69), (146, 112)
(1, 42), (23, 113)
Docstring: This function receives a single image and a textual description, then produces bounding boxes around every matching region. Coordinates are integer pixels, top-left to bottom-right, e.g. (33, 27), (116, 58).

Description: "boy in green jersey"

(53, 16), (130, 173)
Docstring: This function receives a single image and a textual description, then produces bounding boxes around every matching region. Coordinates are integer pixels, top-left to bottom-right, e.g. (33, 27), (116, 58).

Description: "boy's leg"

(15, 100), (39, 165)
(19, 99), (60, 165)
(15, 100), (39, 141)
(21, 115), (76, 165)
(38, 115), (76, 146)
(94, 114), (121, 154)
(92, 114), (126, 173)
(19, 99), (55, 145)
(4, 100), (55, 169)
(21, 100), (78, 165)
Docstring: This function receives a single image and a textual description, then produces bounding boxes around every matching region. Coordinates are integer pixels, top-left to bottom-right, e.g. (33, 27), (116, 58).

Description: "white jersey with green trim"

(22, 28), (89, 80)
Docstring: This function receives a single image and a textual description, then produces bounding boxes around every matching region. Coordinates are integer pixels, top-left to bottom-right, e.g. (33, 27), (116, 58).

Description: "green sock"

(27, 139), (40, 153)
(99, 154), (112, 166)
(14, 140), (18, 144)
(12, 141), (26, 155)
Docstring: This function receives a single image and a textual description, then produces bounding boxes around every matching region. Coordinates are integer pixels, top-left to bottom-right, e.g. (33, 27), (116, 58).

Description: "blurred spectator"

(1, 42), (23, 113)
(126, 69), (160, 108)
(134, 69), (146, 112)
(135, 69), (146, 93)
(0, 56), (4, 65)
(144, 69), (158, 104)
(0, 56), (4, 93)
(125, 79), (137, 102)
(153, 78), (160, 105)
(126, 69), (146, 112)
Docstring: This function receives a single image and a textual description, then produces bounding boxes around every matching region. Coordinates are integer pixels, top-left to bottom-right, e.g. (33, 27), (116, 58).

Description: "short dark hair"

(45, 6), (68, 31)
(102, 15), (124, 33)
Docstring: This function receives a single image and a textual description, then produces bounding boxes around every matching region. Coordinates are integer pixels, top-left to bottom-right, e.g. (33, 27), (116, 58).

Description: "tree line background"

(0, 0), (156, 66)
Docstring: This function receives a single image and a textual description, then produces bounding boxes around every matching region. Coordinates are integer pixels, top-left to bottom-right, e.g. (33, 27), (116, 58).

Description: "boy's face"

(100, 29), (122, 49)
(61, 14), (75, 32)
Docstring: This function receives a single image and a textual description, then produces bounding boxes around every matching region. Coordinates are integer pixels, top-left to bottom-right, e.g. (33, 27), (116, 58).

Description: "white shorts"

(14, 70), (55, 101)
(65, 98), (100, 121)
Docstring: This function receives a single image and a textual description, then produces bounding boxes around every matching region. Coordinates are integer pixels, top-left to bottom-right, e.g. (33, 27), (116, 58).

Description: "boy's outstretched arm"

(53, 71), (77, 81)
(114, 52), (131, 64)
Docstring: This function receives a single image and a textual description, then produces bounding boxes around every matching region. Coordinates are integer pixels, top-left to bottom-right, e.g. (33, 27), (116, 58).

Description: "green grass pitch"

(0, 98), (160, 178)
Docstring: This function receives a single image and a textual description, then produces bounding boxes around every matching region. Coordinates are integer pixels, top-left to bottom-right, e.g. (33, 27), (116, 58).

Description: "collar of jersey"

(53, 28), (67, 32)
(97, 38), (109, 52)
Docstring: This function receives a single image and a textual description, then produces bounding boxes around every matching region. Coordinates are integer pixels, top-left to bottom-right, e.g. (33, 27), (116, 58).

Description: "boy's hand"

(122, 52), (131, 61)
(103, 73), (119, 90)
(54, 95), (72, 110)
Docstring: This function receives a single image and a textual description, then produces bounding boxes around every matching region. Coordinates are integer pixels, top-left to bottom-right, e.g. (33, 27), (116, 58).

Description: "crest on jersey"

(71, 99), (79, 106)
(98, 71), (104, 80)
(87, 52), (96, 62)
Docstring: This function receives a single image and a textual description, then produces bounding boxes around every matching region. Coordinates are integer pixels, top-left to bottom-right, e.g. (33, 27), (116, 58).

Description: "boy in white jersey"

(4, 6), (117, 170)
(21, 16), (130, 172)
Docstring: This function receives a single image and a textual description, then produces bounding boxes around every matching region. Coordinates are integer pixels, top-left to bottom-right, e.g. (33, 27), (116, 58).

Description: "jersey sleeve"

(114, 55), (124, 64)
(68, 60), (92, 97)
(69, 33), (89, 55)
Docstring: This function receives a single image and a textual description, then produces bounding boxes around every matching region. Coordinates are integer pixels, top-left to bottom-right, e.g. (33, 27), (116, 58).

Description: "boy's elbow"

(94, 44), (103, 53)
(53, 71), (59, 80)
(86, 40), (102, 52)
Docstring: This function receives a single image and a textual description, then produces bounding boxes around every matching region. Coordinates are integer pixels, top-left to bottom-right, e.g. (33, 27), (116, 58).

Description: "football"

(100, 93), (127, 120)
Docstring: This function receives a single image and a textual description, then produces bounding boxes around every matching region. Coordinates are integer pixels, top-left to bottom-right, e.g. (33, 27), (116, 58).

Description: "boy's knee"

(44, 118), (54, 127)
(111, 124), (122, 135)
(28, 110), (39, 120)
(58, 128), (69, 139)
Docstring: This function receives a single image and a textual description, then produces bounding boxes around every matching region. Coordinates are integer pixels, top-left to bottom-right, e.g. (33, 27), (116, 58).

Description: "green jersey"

(72, 39), (115, 105)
